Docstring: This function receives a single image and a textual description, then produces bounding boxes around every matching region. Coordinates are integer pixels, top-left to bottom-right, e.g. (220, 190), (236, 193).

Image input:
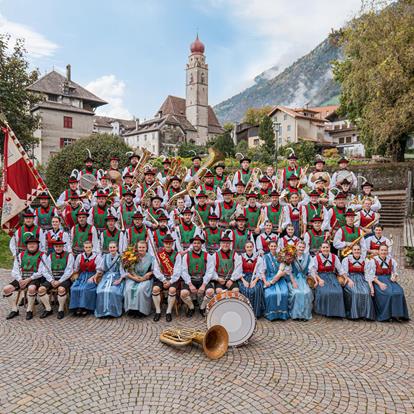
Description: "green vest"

(187, 251), (207, 279)
(50, 251), (69, 279)
(218, 201), (236, 224)
(333, 206), (346, 228)
(17, 225), (40, 250)
(204, 227), (221, 250)
(122, 204), (135, 228)
(81, 168), (97, 176)
(341, 226), (359, 242)
(179, 223), (196, 246)
(93, 206), (108, 230)
(245, 207), (261, 229)
(36, 206), (54, 229)
(195, 204), (210, 226)
(284, 166), (301, 186)
(72, 224), (92, 253)
(216, 250), (235, 279)
(149, 207), (162, 220)
(154, 229), (169, 248)
(71, 206), (81, 226)
(306, 203), (322, 223)
(214, 175), (226, 189)
(308, 230), (325, 253)
(238, 169), (252, 185)
(266, 205), (282, 229)
(102, 228), (121, 252)
(129, 226), (147, 245)
(20, 250), (43, 278)
(233, 229), (249, 253)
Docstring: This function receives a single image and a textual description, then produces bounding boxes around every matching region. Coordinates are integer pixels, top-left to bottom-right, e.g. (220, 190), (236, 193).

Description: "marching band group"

(3, 149), (409, 323)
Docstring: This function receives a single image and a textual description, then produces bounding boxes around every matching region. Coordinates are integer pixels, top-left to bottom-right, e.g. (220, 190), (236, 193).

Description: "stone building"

(93, 116), (137, 136)
(124, 35), (224, 155)
(27, 65), (107, 164)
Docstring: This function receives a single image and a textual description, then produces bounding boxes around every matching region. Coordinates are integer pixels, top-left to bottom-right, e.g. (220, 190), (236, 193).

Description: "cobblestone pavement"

(0, 229), (413, 414)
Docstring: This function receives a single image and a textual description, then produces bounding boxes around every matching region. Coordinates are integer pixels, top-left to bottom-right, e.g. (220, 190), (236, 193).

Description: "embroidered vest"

(93, 206), (108, 231)
(179, 223), (196, 247)
(72, 224), (93, 253)
(20, 250), (43, 278)
(215, 250), (235, 279)
(187, 251), (207, 279)
(102, 228), (121, 252)
(36, 206), (54, 229)
(316, 254), (335, 273)
(50, 251), (69, 279)
(244, 207), (261, 229)
(232, 229), (249, 253)
(128, 226), (147, 245)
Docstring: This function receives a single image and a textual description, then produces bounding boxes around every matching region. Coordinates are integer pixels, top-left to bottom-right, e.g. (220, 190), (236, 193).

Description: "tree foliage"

(177, 141), (206, 158)
(212, 129), (235, 157)
(46, 134), (133, 197)
(333, 0), (414, 161)
(280, 141), (317, 165)
(259, 115), (275, 157)
(0, 35), (41, 153)
(243, 106), (273, 125)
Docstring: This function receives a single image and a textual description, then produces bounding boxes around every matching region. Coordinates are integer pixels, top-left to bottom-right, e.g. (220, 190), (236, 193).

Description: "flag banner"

(0, 125), (46, 235)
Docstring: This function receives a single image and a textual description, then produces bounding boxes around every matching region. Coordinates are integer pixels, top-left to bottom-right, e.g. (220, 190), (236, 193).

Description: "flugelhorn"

(159, 325), (229, 360)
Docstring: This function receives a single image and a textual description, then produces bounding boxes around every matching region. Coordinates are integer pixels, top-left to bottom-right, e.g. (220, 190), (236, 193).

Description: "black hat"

(77, 210), (88, 217)
(38, 192), (50, 199)
(150, 195), (163, 202)
(236, 215), (248, 221)
(105, 214), (118, 221)
(23, 210), (35, 218)
(24, 233), (39, 245)
(222, 188), (234, 195)
(191, 155), (201, 161)
(133, 212), (144, 219)
(214, 164), (225, 170)
(208, 213), (219, 220)
(239, 157), (251, 163)
(52, 238), (66, 246)
(163, 234), (175, 244)
(338, 156), (349, 164)
(220, 235), (231, 243)
(190, 235), (205, 243)
(362, 181), (373, 188)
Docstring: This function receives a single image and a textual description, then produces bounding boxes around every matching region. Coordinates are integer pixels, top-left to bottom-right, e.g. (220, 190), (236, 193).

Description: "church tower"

(186, 35), (209, 144)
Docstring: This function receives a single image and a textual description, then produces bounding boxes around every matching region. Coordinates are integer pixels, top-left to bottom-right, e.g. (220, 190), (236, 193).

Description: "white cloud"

(199, 0), (362, 93)
(86, 75), (132, 119)
(0, 13), (58, 58)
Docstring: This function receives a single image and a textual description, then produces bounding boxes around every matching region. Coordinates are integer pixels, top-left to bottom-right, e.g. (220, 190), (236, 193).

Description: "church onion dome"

(190, 34), (205, 54)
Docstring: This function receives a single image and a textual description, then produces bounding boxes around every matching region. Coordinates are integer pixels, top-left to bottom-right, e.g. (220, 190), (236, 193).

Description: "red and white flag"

(0, 125), (47, 235)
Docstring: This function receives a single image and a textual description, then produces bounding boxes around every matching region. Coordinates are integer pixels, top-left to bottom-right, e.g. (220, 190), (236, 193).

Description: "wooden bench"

(404, 217), (414, 248)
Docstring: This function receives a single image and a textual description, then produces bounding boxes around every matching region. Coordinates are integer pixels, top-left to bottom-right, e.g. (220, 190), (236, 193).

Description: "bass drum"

(206, 291), (256, 347)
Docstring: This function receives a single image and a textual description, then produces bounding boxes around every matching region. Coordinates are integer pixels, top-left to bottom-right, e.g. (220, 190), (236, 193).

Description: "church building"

(124, 35), (224, 155)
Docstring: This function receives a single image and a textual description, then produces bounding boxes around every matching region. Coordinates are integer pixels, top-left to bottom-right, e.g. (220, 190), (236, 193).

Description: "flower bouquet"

(274, 244), (297, 280)
(121, 246), (140, 272)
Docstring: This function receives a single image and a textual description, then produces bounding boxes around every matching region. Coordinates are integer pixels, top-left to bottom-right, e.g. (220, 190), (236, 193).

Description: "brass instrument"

(341, 219), (378, 257)
(132, 148), (153, 184)
(147, 211), (159, 226)
(306, 276), (315, 289)
(256, 208), (265, 229)
(169, 147), (224, 205)
(205, 190), (217, 201)
(141, 179), (162, 207)
(79, 189), (93, 201)
(260, 194), (271, 204)
(108, 170), (122, 184)
(299, 164), (309, 187)
(159, 325), (229, 360)
(234, 195), (247, 207)
(106, 186), (120, 205)
(310, 171), (331, 189)
(192, 209), (206, 229)
(245, 167), (262, 192)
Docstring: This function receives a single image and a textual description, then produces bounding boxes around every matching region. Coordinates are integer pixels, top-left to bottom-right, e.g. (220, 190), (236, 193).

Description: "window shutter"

(60, 138), (65, 148)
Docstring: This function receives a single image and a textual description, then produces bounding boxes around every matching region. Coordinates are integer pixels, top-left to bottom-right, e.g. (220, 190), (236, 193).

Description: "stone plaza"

(0, 229), (413, 414)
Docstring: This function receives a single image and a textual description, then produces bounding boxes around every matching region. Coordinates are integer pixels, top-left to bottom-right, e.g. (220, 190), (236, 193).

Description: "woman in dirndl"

(288, 240), (313, 321)
(309, 241), (349, 318)
(367, 244), (409, 322)
(95, 241), (125, 318)
(233, 240), (264, 318)
(262, 240), (289, 321)
(69, 240), (101, 316)
(341, 243), (375, 320)
(124, 240), (154, 317)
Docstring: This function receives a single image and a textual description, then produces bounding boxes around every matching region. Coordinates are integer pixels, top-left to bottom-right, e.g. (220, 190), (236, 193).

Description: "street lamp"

(272, 120), (281, 171)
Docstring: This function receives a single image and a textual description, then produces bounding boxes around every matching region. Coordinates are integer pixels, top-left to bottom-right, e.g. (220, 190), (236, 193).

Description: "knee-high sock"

(152, 293), (161, 313)
(27, 294), (37, 312)
(38, 293), (51, 311)
(181, 295), (194, 309)
(200, 294), (213, 310)
(166, 293), (176, 314)
(5, 291), (18, 312)
(57, 294), (66, 312)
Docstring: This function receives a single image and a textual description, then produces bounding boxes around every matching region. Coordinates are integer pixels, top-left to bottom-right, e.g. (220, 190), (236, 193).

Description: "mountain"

(214, 37), (342, 123)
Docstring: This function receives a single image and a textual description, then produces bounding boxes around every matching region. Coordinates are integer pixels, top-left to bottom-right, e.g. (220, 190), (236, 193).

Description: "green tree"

(332, 0), (414, 161)
(46, 134), (133, 196)
(243, 106), (273, 125)
(213, 129), (235, 157)
(177, 141), (206, 158)
(280, 141), (317, 165)
(235, 139), (248, 155)
(259, 115), (275, 157)
(0, 35), (41, 153)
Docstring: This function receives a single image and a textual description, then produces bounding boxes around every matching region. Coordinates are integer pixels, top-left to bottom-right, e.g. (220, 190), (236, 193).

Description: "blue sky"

(0, 0), (362, 120)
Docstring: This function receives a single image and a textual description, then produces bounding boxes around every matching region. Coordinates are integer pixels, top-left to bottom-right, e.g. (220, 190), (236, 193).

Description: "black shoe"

(187, 308), (195, 318)
(40, 310), (53, 319)
(199, 308), (206, 317)
(6, 310), (19, 320)
(25, 311), (33, 320)
(166, 313), (172, 322)
(74, 308), (81, 316)
(153, 313), (161, 322)
(57, 311), (65, 320)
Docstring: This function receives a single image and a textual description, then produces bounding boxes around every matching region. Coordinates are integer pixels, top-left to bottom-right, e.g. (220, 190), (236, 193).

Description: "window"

(287, 125), (291, 131)
(60, 138), (76, 148)
(63, 116), (72, 129)
(253, 138), (260, 146)
(48, 94), (58, 102)
(339, 137), (345, 144)
(283, 114), (287, 121)
(346, 136), (352, 143)
(279, 126), (282, 135)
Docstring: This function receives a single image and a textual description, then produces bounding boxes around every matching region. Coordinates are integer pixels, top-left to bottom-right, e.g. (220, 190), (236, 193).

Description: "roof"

(268, 106), (327, 123)
(27, 70), (107, 107)
(94, 115), (136, 130)
(31, 101), (95, 115)
(307, 105), (340, 120)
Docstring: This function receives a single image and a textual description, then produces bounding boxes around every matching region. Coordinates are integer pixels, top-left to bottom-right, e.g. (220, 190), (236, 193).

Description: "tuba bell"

(159, 325), (229, 360)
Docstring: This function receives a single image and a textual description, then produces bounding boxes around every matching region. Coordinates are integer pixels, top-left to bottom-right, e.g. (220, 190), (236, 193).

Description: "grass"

(0, 231), (13, 269)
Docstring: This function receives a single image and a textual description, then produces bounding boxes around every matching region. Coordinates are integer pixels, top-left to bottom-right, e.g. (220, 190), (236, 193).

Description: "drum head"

(206, 297), (255, 347)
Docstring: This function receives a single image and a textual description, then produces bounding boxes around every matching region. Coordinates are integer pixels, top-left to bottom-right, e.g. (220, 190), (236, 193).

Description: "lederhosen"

(10, 250), (44, 290)
(153, 249), (179, 290)
(36, 206), (54, 231)
(204, 227), (221, 254)
(72, 224), (93, 255)
(214, 250), (236, 289)
(42, 251), (72, 290)
(183, 251), (211, 290)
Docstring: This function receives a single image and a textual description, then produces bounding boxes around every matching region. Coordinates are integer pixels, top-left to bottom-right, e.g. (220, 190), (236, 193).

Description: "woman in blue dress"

(262, 240), (289, 321)
(233, 240), (264, 318)
(95, 241), (125, 318)
(367, 244), (409, 322)
(288, 240), (313, 321)
(124, 240), (154, 317)
(341, 243), (375, 320)
(69, 240), (101, 316)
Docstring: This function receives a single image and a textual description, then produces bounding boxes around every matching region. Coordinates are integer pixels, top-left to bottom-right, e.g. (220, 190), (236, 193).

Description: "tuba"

(169, 147), (224, 205)
(159, 325), (229, 360)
